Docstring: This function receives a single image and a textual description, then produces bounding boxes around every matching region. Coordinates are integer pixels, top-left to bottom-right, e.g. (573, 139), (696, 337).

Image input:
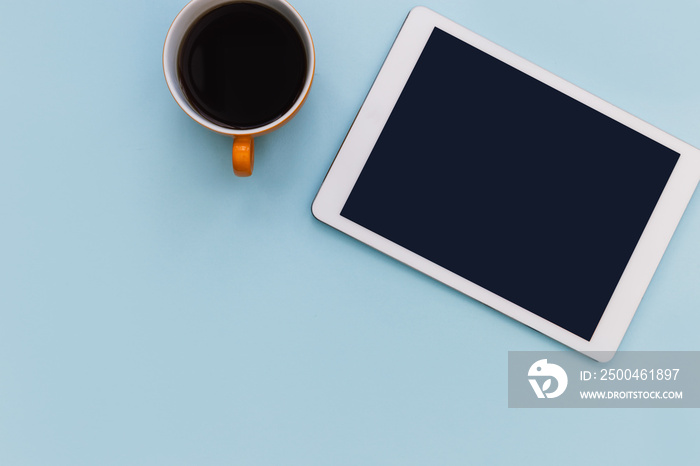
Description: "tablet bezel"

(312, 6), (700, 361)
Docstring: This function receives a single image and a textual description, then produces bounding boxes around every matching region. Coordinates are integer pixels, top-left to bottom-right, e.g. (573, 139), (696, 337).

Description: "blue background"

(1, 0), (698, 464)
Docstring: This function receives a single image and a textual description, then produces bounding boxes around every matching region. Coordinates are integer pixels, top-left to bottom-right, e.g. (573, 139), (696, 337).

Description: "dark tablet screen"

(341, 28), (679, 340)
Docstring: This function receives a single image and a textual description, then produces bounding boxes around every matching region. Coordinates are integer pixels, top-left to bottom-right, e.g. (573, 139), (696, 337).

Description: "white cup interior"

(163, 0), (315, 136)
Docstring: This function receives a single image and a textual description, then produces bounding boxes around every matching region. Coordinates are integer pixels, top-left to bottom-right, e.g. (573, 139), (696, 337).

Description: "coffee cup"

(163, 0), (315, 176)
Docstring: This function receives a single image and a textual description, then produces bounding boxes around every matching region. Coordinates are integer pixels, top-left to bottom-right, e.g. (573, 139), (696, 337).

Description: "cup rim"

(163, 0), (315, 137)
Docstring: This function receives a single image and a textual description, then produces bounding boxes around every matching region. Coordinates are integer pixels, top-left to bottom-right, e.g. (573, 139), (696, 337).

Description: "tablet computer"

(312, 7), (700, 361)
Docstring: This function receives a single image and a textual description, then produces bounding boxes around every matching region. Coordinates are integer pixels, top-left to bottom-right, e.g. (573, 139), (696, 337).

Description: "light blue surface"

(1, 0), (699, 464)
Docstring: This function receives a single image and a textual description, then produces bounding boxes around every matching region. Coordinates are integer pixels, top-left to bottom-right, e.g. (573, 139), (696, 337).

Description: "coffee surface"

(178, 2), (307, 129)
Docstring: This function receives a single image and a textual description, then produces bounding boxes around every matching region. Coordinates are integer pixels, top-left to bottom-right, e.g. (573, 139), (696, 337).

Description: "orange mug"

(163, 0), (315, 176)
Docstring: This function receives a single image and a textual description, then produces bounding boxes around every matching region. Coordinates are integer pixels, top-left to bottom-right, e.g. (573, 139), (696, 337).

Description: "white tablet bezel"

(312, 6), (700, 361)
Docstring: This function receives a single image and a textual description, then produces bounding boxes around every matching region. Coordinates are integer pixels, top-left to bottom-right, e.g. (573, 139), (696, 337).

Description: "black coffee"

(178, 2), (308, 129)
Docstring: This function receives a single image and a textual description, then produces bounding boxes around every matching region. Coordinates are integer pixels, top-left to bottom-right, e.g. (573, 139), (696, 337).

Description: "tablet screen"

(340, 28), (679, 341)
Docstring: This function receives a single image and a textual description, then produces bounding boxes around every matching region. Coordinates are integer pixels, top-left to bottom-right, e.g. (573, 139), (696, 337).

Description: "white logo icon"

(528, 359), (568, 399)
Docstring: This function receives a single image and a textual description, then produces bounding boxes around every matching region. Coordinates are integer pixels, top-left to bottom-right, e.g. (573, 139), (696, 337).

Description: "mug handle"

(232, 136), (254, 177)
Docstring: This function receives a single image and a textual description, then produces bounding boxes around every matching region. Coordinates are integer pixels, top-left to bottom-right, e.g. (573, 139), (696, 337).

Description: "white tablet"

(312, 7), (700, 361)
